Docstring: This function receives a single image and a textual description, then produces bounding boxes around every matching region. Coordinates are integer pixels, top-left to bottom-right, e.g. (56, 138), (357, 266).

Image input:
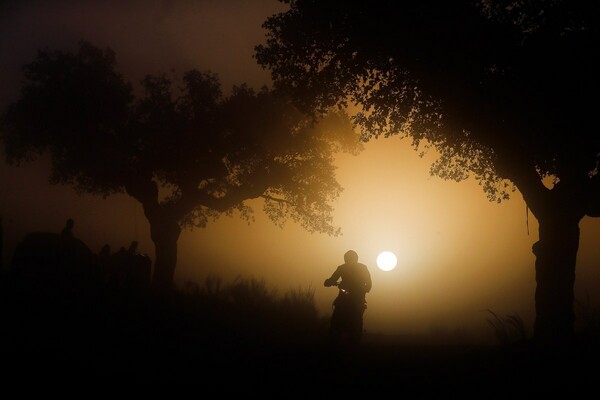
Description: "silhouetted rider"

(324, 250), (372, 344)
(324, 250), (372, 296)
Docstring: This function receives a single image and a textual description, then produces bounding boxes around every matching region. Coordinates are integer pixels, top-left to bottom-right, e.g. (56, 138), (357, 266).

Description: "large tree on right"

(256, 0), (600, 343)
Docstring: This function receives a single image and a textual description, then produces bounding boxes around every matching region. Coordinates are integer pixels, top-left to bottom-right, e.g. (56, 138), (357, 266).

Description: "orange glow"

(3, 131), (600, 343)
(1, 0), (599, 345)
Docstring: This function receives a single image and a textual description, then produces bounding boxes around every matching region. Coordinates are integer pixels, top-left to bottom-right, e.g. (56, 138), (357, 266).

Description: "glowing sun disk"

(377, 251), (397, 271)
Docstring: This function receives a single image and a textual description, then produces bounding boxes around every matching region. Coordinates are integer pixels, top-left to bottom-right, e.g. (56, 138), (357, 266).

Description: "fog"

(1, 0), (598, 343)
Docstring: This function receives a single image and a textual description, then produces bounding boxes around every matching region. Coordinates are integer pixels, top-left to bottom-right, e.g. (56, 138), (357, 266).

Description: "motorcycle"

(325, 281), (367, 345)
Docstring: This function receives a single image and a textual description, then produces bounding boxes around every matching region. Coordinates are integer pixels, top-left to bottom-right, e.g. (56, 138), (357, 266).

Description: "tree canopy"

(2, 41), (361, 288)
(256, 0), (599, 208)
(255, 0), (599, 341)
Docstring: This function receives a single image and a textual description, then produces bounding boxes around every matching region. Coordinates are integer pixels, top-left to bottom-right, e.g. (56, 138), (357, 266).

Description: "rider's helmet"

(344, 250), (359, 264)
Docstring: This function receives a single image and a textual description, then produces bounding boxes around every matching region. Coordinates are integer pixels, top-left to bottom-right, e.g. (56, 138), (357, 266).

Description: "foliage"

(256, 0), (599, 206)
(183, 275), (318, 319)
(180, 275), (325, 342)
(1, 266), (327, 349)
(1, 41), (361, 235)
(1, 41), (363, 287)
(486, 309), (528, 345)
(255, 0), (600, 341)
(575, 291), (600, 338)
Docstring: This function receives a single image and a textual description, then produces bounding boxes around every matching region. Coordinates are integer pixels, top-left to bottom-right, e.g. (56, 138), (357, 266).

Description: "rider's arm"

(324, 266), (342, 287)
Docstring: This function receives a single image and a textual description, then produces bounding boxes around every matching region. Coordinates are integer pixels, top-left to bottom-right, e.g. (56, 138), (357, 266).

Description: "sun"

(376, 251), (397, 271)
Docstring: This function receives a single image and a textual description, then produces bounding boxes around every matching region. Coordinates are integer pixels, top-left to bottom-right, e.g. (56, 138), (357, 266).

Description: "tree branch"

(260, 194), (294, 205)
(500, 155), (551, 220)
(124, 174), (160, 215)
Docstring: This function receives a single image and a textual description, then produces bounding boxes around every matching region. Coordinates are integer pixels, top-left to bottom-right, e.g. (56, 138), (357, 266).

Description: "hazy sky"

(1, 0), (598, 342)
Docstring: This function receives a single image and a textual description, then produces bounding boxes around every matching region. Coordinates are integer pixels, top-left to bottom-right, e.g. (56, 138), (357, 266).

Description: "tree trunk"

(532, 212), (581, 344)
(0, 217), (3, 272)
(149, 217), (182, 292)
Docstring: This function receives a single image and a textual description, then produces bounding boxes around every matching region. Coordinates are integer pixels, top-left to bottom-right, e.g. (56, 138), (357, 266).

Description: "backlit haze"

(1, 0), (598, 343)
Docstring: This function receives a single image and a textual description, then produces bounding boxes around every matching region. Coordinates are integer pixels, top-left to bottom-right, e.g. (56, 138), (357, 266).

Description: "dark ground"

(1, 272), (598, 395)
(5, 335), (598, 396)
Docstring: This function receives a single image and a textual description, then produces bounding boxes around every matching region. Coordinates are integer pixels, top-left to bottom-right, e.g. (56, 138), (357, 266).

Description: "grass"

(486, 309), (528, 345)
(1, 268), (599, 393)
(575, 290), (600, 337)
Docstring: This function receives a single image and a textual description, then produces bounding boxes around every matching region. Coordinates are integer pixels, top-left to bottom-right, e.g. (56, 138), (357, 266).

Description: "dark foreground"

(1, 273), (598, 395)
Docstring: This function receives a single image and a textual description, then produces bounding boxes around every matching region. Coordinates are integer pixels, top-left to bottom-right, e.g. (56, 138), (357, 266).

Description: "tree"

(255, 0), (600, 343)
(1, 41), (361, 291)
